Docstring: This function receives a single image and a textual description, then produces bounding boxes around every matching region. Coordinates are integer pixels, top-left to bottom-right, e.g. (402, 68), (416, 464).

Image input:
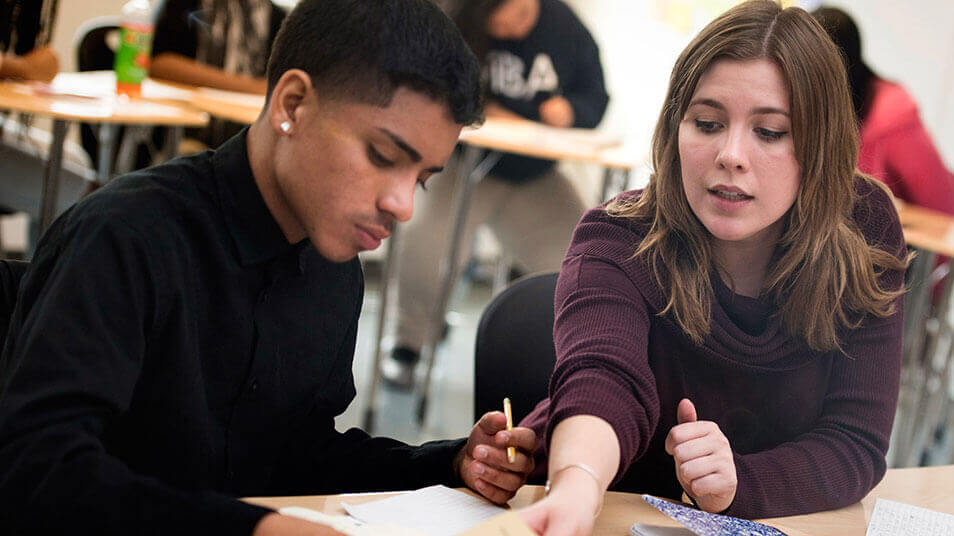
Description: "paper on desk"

(458, 511), (536, 536)
(195, 87), (266, 109)
(280, 506), (425, 536)
(865, 498), (954, 535)
(342, 485), (505, 536)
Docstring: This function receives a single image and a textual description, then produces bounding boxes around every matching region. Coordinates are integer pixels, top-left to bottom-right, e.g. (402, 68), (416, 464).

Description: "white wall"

(563, 0), (954, 172)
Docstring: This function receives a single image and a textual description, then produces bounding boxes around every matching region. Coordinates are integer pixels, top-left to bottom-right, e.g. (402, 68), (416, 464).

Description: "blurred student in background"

(151, 0), (287, 148)
(383, 0), (609, 387)
(813, 6), (954, 216)
(517, 2), (909, 533)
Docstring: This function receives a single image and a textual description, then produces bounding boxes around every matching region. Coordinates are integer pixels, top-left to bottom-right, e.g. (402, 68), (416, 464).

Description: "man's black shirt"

(0, 131), (464, 535)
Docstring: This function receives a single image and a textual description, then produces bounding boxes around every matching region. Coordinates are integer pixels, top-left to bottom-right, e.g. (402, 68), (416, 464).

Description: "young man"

(0, 1), (534, 534)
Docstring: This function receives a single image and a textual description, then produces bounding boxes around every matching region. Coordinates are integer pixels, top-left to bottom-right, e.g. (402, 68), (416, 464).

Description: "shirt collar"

(213, 128), (296, 266)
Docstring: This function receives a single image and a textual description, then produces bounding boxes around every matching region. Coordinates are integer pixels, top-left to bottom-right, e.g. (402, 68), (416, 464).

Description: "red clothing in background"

(521, 179), (906, 519)
(859, 79), (954, 214)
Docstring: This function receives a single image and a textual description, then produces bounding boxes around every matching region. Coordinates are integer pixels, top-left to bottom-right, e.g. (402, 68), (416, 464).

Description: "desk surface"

(897, 201), (954, 258)
(245, 465), (953, 536)
(0, 73), (208, 126)
(183, 85), (642, 169)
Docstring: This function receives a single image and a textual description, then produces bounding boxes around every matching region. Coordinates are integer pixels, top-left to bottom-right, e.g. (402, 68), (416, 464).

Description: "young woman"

(518, 2), (909, 533)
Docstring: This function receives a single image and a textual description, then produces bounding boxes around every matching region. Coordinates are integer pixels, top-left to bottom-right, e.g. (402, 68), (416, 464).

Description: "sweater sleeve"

(881, 120), (954, 216)
(546, 253), (660, 483)
(0, 217), (270, 535)
(724, 193), (907, 519)
(563, 28), (609, 129)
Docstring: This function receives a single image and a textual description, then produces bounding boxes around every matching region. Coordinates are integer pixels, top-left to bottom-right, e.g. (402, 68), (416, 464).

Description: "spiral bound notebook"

(635, 495), (787, 536)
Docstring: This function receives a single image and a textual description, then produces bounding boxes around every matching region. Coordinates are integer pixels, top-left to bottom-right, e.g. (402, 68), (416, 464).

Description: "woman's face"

(678, 58), (801, 251)
(486, 0), (539, 40)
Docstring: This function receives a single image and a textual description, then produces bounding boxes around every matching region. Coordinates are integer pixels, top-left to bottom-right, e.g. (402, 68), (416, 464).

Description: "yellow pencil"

(503, 397), (515, 463)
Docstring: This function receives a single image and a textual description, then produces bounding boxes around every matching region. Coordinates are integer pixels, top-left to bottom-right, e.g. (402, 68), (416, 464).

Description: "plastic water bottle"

(114, 0), (154, 98)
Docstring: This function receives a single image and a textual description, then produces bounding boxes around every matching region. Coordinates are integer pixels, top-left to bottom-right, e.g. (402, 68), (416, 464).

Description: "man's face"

(273, 87), (462, 262)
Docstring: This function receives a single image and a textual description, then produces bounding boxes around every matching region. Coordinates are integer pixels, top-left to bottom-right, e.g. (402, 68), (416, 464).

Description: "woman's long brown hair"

(608, 0), (908, 352)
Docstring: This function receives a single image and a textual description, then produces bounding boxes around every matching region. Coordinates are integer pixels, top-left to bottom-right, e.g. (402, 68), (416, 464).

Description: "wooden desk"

(0, 72), (208, 232)
(245, 465), (954, 536)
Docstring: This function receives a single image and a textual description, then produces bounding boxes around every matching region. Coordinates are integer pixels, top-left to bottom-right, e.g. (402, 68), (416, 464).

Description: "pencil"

(503, 397), (515, 463)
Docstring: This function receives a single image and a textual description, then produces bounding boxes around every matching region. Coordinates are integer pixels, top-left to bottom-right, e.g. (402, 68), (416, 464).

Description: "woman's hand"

(665, 399), (737, 513)
(519, 466), (601, 536)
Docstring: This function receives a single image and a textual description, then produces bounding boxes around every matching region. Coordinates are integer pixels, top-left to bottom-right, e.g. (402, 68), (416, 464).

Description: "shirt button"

(249, 380), (258, 393)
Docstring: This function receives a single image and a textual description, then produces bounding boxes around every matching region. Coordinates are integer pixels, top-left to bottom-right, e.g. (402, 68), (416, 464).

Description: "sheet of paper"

(865, 498), (954, 536)
(280, 506), (425, 536)
(342, 485), (505, 536)
(458, 511), (537, 536)
(641, 495), (787, 536)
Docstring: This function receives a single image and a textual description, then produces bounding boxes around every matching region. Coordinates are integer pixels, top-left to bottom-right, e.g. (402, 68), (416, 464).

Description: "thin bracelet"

(544, 462), (604, 516)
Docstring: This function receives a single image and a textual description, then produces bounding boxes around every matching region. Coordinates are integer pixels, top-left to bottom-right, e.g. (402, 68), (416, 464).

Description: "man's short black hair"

(266, 0), (483, 126)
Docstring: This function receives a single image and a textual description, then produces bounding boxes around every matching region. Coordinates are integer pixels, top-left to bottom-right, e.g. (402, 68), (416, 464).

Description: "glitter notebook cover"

(640, 495), (788, 536)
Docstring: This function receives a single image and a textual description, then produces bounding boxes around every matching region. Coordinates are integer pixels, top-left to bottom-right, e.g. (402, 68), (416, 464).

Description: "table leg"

(163, 126), (184, 161)
(39, 119), (69, 235)
(901, 258), (954, 467)
(416, 146), (502, 425)
(891, 250), (938, 466)
(363, 224), (401, 433)
(97, 123), (119, 184)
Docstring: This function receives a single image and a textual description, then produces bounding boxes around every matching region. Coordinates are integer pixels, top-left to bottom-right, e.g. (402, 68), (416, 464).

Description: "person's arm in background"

(538, 23), (608, 129)
(149, 0), (266, 94)
(0, 45), (58, 81)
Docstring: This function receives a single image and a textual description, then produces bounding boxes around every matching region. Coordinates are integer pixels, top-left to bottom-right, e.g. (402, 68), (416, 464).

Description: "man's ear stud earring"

(280, 121), (291, 133)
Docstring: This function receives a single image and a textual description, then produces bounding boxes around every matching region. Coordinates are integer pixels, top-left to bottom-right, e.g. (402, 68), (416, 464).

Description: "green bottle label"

(114, 23), (154, 86)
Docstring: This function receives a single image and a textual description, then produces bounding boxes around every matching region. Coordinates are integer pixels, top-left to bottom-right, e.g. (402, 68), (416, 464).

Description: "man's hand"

(456, 411), (536, 504)
(538, 96), (574, 128)
(252, 513), (347, 536)
(665, 399), (737, 513)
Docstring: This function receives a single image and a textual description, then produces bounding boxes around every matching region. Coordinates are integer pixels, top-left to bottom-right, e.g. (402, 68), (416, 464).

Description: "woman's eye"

(695, 119), (721, 133)
(755, 127), (787, 141)
(368, 146), (394, 167)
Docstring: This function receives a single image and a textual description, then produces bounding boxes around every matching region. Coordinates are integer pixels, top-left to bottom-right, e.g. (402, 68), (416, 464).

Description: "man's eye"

(368, 146), (394, 167)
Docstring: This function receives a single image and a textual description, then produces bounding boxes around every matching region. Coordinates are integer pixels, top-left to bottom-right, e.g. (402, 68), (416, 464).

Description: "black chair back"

(1, 260), (29, 350)
(474, 272), (559, 423)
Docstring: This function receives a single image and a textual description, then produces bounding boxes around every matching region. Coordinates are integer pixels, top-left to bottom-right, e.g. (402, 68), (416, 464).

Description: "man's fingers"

(677, 398), (697, 425)
(494, 426), (536, 452)
(476, 411), (508, 436)
(470, 461), (525, 492)
(473, 476), (515, 505)
(473, 443), (534, 474)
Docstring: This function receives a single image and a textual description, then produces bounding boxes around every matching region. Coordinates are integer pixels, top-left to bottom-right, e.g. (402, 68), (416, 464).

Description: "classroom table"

(0, 72), (208, 233)
(244, 465), (954, 536)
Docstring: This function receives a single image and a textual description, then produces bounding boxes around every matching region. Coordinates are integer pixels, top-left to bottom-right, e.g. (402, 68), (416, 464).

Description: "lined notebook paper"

(865, 499), (954, 535)
(342, 485), (505, 536)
